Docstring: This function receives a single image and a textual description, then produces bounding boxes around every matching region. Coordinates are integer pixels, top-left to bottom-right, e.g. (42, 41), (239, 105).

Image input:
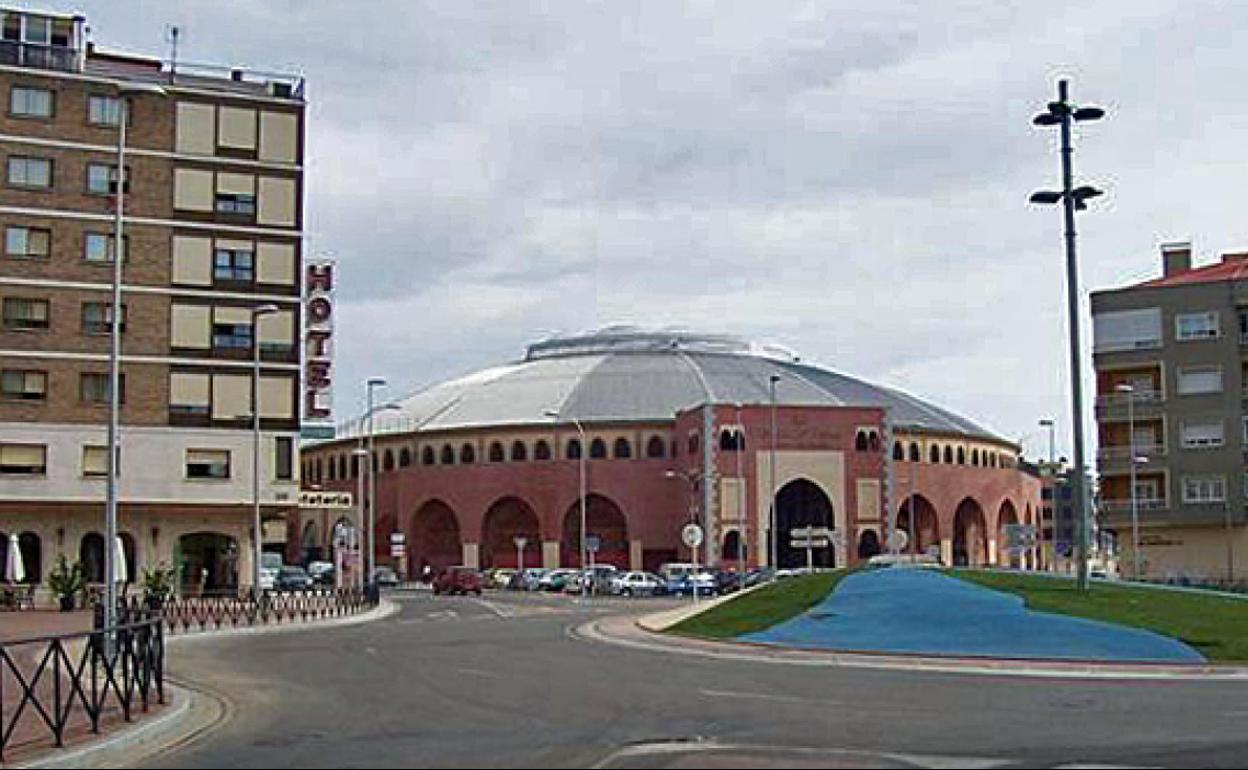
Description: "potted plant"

(47, 555), (85, 612)
(141, 561), (177, 609)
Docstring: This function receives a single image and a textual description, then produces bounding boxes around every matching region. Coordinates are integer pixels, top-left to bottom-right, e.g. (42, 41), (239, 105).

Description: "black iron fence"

(121, 586), (376, 634)
(0, 618), (164, 761)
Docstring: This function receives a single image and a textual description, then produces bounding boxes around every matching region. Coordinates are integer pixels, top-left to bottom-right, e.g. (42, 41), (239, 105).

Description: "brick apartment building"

(0, 7), (306, 595)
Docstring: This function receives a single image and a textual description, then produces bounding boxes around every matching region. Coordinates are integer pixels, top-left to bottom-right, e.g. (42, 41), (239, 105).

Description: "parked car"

(565, 565), (619, 594)
(258, 566), (278, 591)
(659, 562), (702, 582)
(433, 566), (483, 596)
(538, 568), (577, 592)
(485, 568), (516, 590)
(743, 567), (775, 588)
(307, 560), (336, 585)
(610, 571), (667, 597)
(509, 568), (548, 591)
(666, 571), (717, 597)
(713, 570), (745, 594)
(275, 565), (315, 591)
(371, 566), (399, 587)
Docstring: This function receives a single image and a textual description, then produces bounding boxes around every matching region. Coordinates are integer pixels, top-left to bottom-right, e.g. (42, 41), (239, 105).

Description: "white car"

(610, 571), (665, 597)
(258, 566), (278, 591)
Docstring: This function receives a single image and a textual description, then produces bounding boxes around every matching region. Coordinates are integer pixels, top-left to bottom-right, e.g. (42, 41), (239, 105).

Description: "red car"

(432, 566), (482, 596)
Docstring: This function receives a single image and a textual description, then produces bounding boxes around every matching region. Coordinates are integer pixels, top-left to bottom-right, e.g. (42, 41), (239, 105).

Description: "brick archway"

(896, 494), (940, 556)
(480, 497), (541, 569)
(953, 497), (988, 567)
(409, 500), (461, 577)
(561, 494), (628, 568)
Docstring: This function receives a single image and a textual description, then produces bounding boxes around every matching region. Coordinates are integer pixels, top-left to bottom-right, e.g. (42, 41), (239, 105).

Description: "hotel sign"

(304, 257), (335, 436)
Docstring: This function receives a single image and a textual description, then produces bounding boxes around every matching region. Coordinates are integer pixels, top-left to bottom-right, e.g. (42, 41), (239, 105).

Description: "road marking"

(456, 667), (503, 679)
(698, 688), (843, 707)
(591, 738), (1014, 769)
(426, 610), (459, 621)
(471, 598), (516, 618)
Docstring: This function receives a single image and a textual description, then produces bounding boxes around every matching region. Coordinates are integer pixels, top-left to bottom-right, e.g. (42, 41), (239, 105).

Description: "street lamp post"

(365, 377), (387, 587)
(1115, 384), (1142, 580)
(250, 304), (279, 591)
(1039, 418), (1056, 570)
(1029, 78), (1106, 592)
(103, 83), (165, 635)
(352, 446), (368, 588)
(768, 374), (780, 570)
(544, 410), (587, 597)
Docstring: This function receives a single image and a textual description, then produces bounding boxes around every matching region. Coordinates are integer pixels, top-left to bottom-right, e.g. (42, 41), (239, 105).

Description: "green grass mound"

(952, 570), (1248, 662)
(668, 570), (848, 639)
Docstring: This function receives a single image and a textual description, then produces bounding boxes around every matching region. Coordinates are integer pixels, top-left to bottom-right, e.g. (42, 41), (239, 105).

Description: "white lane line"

(456, 668), (503, 679)
(698, 688), (843, 707)
(471, 598), (516, 618)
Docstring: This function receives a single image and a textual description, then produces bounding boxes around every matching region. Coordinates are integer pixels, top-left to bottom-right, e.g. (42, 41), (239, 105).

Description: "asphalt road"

(144, 591), (1248, 769)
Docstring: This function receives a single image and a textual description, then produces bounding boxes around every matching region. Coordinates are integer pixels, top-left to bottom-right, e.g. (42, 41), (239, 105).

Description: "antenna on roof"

(164, 24), (180, 80)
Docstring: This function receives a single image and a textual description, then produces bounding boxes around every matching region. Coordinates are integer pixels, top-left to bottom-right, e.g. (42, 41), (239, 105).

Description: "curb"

(577, 613), (1248, 682)
(166, 598), (400, 644)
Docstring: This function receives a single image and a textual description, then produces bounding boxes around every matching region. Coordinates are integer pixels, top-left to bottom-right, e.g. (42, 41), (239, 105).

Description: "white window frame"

(1180, 420), (1224, 449)
(9, 86), (53, 118)
(1175, 311), (1220, 341)
(1182, 475), (1226, 504)
(1176, 365), (1223, 396)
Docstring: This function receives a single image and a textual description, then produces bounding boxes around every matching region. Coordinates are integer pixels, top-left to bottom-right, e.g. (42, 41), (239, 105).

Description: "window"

(1093, 308), (1162, 352)
(214, 246), (254, 281)
(2, 297), (49, 330)
(215, 192), (256, 215)
(511, 441), (527, 462)
(1182, 475), (1225, 504)
(1, 369), (45, 400)
(614, 437), (631, 459)
(460, 444), (475, 464)
(81, 302), (124, 335)
(909, 443), (920, 462)
(7, 156), (52, 189)
(1176, 311), (1220, 341)
(86, 163), (127, 195)
(589, 438), (607, 459)
(943, 446), (953, 464)
(82, 445), (117, 478)
(534, 440), (551, 461)
(647, 436), (665, 459)
(84, 232), (126, 263)
(87, 94), (121, 127)
(421, 447), (435, 466)
(186, 449), (230, 480)
(929, 444), (940, 463)
(399, 448), (411, 467)
(1176, 366), (1223, 395)
(1181, 421), (1224, 449)
(212, 320), (252, 349)
(0, 443), (46, 475)
(893, 441), (904, 461)
(488, 442), (504, 462)
(566, 439), (581, 460)
(275, 437), (293, 481)
(440, 445), (454, 465)
(80, 372), (123, 404)
(4, 226), (49, 258)
(169, 371), (209, 415)
(9, 86), (53, 118)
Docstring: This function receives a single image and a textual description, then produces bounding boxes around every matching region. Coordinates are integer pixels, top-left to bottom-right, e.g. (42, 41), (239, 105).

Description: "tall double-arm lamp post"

(1029, 78), (1106, 592)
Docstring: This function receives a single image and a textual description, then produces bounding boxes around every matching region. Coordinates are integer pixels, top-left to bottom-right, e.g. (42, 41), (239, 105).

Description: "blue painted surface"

(742, 569), (1205, 663)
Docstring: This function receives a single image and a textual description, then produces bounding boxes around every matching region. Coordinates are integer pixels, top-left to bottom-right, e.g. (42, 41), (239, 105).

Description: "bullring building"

(298, 329), (1041, 575)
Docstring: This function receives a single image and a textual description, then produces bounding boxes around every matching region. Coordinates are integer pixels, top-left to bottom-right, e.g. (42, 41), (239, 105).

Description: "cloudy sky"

(73, 0), (1248, 459)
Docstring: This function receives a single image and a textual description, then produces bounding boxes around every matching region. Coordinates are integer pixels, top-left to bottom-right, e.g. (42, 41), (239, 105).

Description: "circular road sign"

(681, 523), (705, 549)
(887, 529), (909, 551)
(513, 535), (528, 550)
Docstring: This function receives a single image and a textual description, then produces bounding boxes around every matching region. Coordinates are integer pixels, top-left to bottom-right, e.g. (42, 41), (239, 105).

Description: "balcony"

(1096, 443), (1167, 468)
(1094, 389), (1164, 418)
(1100, 498), (1169, 515)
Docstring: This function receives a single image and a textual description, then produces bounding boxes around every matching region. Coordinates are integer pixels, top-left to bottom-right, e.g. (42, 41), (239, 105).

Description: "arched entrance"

(480, 497), (541, 569)
(118, 532), (137, 583)
(857, 529), (881, 560)
(721, 530), (745, 565)
(997, 500), (1020, 568)
(773, 479), (835, 569)
(953, 498), (988, 567)
(300, 520), (320, 565)
(176, 532), (240, 595)
(17, 532), (40, 584)
(562, 494), (628, 568)
(896, 494), (940, 556)
(80, 532), (106, 583)
(410, 500), (461, 577)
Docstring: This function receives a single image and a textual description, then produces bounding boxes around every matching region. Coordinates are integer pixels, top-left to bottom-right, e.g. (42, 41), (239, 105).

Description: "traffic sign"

(681, 523), (704, 549)
(790, 526), (832, 539)
(887, 529), (909, 551)
(390, 532), (406, 544)
(790, 537), (830, 549)
(586, 535), (601, 554)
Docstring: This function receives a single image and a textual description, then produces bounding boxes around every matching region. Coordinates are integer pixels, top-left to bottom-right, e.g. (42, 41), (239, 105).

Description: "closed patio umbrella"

(5, 532), (24, 584)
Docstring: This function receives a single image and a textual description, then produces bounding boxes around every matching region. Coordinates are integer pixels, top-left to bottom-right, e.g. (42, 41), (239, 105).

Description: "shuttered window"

(0, 443), (46, 474)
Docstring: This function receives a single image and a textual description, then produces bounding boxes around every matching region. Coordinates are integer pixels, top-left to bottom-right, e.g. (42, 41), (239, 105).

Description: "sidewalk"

(0, 610), (92, 643)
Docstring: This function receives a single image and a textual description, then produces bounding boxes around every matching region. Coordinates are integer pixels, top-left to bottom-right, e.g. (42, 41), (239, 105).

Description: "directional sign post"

(514, 535), (528, 574)
(789, 526), (833, 572)
(681, 524), (705, 603)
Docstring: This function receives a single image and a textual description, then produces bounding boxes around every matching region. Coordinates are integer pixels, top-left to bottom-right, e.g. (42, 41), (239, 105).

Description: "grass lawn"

(668, 570), (849, 639)
(952, 570), (1248, 662)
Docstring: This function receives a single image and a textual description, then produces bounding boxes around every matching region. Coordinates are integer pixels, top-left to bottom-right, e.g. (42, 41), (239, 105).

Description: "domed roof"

(362, 328), (1007, 444)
